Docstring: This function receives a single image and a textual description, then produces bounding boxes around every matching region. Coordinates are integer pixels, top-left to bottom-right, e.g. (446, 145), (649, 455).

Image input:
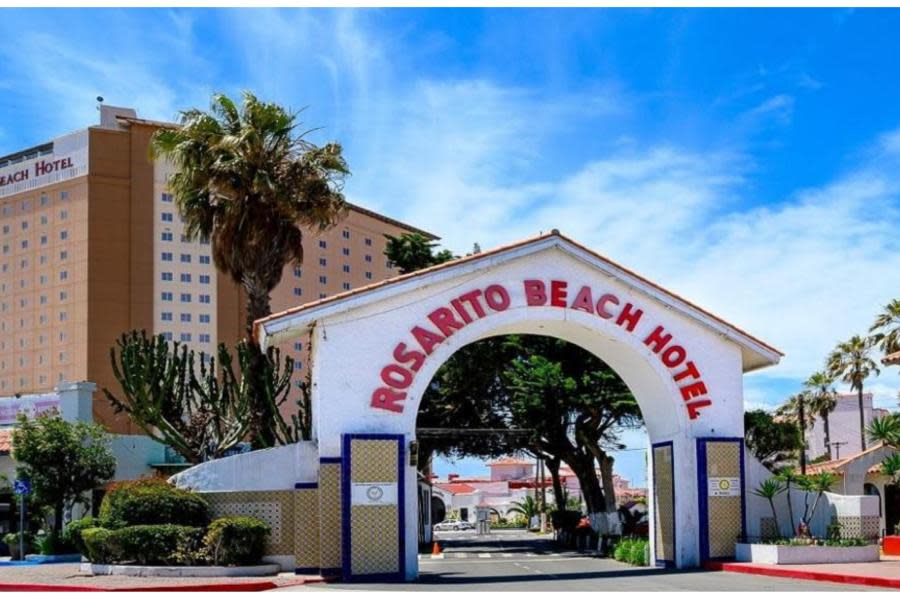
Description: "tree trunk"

(244, 278), (277, 448)
(570, 453), (604, 516)
(54, 499), (64, 534)
(598, 454), (618, 513)
(823, 411), (832, 460)
(798, 394), (807, 475)
(546, 456), (565, 510)
(858, 386), (867, 452)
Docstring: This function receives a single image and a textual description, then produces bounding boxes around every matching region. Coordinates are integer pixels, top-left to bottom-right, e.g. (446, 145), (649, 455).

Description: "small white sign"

(708, 477), (741, 497)
(351, 482), (398, 506)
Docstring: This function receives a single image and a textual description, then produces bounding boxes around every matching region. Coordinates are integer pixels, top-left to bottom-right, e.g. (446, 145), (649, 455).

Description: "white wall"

(170, 441), (319, 491)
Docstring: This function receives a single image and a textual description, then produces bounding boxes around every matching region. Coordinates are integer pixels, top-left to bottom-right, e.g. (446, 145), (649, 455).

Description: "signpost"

(13, 480), (30, 558)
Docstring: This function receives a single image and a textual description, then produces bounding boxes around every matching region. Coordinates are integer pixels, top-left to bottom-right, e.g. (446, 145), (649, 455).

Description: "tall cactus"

(105, 330), (311, 463)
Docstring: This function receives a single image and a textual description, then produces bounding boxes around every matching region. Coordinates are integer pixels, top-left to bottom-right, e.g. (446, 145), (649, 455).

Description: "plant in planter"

(3, 531), (34, 560)
(752, 478), (785, 540)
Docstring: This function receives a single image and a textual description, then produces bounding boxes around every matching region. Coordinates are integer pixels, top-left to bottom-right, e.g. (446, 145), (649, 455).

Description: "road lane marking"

(478, 553), (491, 558)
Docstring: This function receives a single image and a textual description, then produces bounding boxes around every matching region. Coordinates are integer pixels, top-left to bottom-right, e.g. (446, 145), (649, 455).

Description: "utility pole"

(798, 393), (807, 475)
(829, 441), (847, 460)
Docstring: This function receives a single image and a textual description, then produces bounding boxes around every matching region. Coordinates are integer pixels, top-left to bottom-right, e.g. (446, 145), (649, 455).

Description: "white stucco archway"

(256, 231), (782, 582)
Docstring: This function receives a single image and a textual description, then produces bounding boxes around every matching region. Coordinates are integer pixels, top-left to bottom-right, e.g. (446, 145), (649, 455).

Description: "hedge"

(204, 517), (271, 566)
(612, 538), (649, 566)
(82, 525), (205, 566)
(100, 478), (209, 528)
(63, 517), (101, 556)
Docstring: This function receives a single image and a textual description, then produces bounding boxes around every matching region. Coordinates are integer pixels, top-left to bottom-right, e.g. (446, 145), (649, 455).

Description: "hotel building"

(0, 105), (433, 435)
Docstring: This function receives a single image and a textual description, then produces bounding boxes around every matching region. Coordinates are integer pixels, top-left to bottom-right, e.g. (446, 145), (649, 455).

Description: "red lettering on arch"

(371, 388), (406, 413)
(523, 280), (547, 306)
(412, 326), (445, 355)
(428, 307), (465, 337)
(570, 286), (594, 314)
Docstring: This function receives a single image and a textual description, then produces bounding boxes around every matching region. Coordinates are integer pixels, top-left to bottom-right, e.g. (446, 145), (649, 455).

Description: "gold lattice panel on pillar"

(348, 438), (401, 578)
(705, 441), (742, 558)
(351, 505), (400, 575)
(652, 444), (675, 564)
(350, 439), (399, 481)
(318, 463), (343, 570)
(294, 489), (321, 570)
(202, 490), (295, 556)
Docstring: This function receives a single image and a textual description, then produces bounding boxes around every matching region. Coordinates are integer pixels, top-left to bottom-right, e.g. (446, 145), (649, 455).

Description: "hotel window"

(365, 271), (373, 280)
(20, 258), (27, 268)
(59, 251), (67, 261)
(365, 237), (372, 246)
(40, 194), (48, 206)
(199, 255), (210, 265)
(180, 254), (191, 263)
(21, 221), (28, 230)
(60, 230), (68, 240)
(293, 267), (302, 277)
(342, 282), (351, 291)
(294, 360), (303, 369)
(180, 293), (191, 302)
(318, 240), (327, 249)
(199, 314), (210, 324)
(199, 275), (210, 284)
(161, 292), (173, 301)
(294, 342), (302, 351)
(319, 292), (326, 299)
(180, 333), (192, 342)
(181, 273), (191, 283)
(386, 260), (393, 268)
(59, 270), (68, 281)
(2, 245), (7, 254)
(20, 240), (27, 249)
(59, 210), (68, 220)
(161, 193), (173, 203)
(162, 332), (173, 341)
(181, 234), (190, 243)
(199, 334), (211, 343)
(39, 275), (47, 284)
(293, 287), (302, 296)
(162, 272), (173, 281)
(59, 311), (67, 322)
(21, 200), (29, 210)
(1, 225), (7, 234)
(200, 236), (210, 245)
(40, 216), (48, 225)
(342, 265), (350, 273)
(199, 294), (210, 304)
(319, 275), (327, 284)
(39, 295), (47, 305)
(342, 230), (350, 239)
(60, 191), (68, 201)
(40, 235), (47, 245)
(39, 315), (47, 325)
(162, 252), (173, 262)
(342, 247), (350, 256)
(161, 232), (173, 241)
(59, 291), (67, 301)
(319, 258), (327, 266)
(162, 212), (173, 222)
(19, 299), (26, 308)
(161, 312), (172, 321)
(180, 313), (191, 323)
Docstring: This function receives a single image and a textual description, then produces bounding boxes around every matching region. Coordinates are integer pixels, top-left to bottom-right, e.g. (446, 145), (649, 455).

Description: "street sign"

(13, 480), (31, 495)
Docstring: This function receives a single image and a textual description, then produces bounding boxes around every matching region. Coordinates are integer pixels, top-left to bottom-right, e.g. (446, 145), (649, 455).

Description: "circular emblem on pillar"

(366, 485), (384, 502)
(718, 479), (731, 492)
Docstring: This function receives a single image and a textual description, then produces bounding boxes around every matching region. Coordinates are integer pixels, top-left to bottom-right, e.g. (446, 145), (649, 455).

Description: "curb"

(0, 576), (325, 592)
(703, 561), (900, 590)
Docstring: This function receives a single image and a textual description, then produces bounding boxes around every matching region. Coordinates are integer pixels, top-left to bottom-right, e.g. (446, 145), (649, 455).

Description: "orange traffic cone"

(432, 541), (442, 556)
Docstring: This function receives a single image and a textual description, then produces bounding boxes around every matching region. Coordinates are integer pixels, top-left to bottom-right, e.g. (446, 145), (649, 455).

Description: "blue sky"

(2, 8), (899, 486)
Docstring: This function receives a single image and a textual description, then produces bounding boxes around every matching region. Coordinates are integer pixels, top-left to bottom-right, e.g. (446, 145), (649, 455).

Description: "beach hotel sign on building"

(372, 278), (714, 420)
(0, 131), (88, 198)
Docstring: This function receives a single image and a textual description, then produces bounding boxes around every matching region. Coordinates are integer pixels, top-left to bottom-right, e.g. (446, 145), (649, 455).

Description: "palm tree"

(805, 472), (838, 527)
(804, 372), (839, 459)
(752, 478), (785, 538)
(774, 468), (802, 535)
(867, 414), (900, 447)
(151, 92), (349, 447)
(881, 453), (900, 484)
(870, 299), (900, 355)
(827, 335), (879, 452)
(507, 496), (540, 522)
(776, 393), (813, 473)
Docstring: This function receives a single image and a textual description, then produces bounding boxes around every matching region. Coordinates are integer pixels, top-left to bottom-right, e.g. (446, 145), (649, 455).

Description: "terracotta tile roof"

(883, 351), (900, 366)
(0, 429), (13, 454)
(803, 442), (887, 475)
(488, 457), (535, 467)
(254, 231), (783, 365)
(434, 482), (477, 495)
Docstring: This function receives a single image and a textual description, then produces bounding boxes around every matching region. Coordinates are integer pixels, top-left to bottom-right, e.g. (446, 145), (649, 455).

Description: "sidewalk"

(705, 556), (900, 590)
(0, 563), (326, 591)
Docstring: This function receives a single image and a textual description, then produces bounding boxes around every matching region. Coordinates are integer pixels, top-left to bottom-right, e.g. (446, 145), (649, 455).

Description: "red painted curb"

(703, 561), (900, 590)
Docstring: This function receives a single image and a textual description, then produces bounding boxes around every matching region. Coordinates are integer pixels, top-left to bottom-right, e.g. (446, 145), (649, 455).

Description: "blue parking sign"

(13, 479), (30, 495)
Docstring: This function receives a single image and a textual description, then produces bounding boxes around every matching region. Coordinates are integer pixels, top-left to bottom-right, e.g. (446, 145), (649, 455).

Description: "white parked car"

(434, 519), (474, 531)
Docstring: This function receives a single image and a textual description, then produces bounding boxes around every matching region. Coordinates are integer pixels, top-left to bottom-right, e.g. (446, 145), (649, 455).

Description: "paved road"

(286, 530), (873, 591)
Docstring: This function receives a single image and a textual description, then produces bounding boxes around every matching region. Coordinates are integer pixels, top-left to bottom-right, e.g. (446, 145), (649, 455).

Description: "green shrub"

(613, 539), (631, 562)
(36, 530), (78, 555)
(629, 539), (649, 566)
(82, 528), (118, 564)
(81, 525), (204, 565)
(63, 517), (101, 556)
(203, 517), (270, 566)
(100, 479), (209, 528)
